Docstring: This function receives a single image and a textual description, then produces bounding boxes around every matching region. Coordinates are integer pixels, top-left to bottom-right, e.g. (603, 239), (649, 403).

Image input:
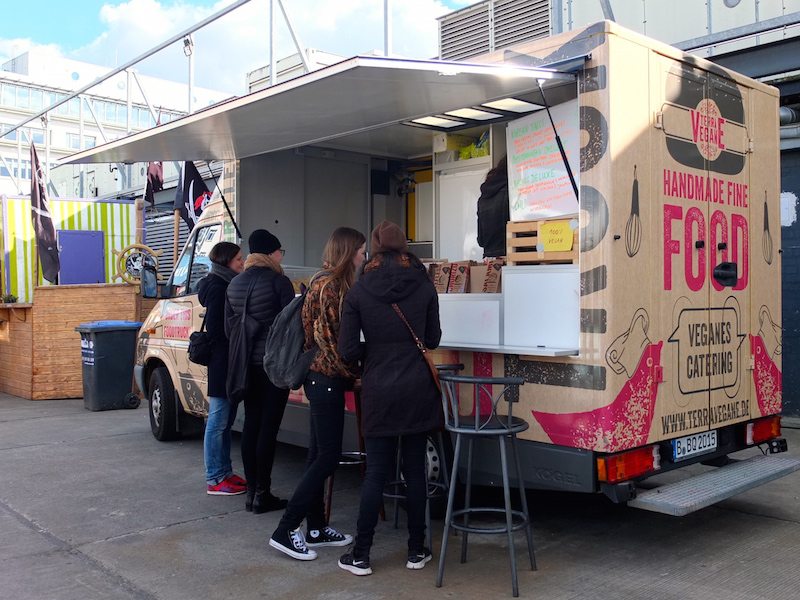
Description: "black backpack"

(263, 286), (318, 390)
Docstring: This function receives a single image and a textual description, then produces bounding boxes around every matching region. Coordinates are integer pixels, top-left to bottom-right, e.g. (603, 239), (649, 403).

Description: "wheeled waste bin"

(75, 320), (143, 411)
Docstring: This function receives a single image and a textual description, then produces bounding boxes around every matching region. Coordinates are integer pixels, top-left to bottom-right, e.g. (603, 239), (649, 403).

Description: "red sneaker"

(207, 478), (246, 496)
(228, 473), (247, 487)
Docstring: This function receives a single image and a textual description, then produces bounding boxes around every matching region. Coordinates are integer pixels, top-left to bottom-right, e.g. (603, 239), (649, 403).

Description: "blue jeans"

(204, 396), (238, 485)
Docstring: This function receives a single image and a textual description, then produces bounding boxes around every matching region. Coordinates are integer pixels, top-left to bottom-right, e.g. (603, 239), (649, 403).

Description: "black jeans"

(241, 365), (289, 493)
(277, 371), (347, 533)
(353, 432), (428, 559)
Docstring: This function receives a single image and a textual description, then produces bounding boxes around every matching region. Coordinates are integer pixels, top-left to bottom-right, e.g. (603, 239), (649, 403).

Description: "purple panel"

(58, 230), (105, 285)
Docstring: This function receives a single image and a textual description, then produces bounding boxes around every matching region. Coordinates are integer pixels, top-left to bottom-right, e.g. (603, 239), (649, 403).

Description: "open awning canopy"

(61, 55), (576, 165)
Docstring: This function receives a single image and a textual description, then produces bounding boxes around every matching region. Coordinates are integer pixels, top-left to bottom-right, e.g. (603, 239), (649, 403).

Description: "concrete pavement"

(1, 393), (800, 600)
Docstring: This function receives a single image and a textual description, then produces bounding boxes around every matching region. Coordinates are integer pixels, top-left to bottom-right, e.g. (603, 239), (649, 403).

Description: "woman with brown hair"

(269, 227), (367, 561)
(336, 220), (441, 576)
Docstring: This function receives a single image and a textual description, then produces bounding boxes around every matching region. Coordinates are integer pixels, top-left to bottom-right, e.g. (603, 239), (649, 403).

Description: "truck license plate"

(672, 430), (718, 462)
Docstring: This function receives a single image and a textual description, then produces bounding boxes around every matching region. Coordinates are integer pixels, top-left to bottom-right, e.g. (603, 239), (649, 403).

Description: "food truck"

(64, 21), (799, 515)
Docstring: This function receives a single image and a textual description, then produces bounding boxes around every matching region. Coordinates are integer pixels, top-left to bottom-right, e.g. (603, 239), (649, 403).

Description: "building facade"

(0, 48), (230, 201)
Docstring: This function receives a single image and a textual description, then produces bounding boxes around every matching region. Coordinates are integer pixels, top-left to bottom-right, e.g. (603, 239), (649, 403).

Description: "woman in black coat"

(197, 241), (245, 495)
(477, 155), (509, 258)
(225, 229), (295, 513)
(337, 220), (442, 576)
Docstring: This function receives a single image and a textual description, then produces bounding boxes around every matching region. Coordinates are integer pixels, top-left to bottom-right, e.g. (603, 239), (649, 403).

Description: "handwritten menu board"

(506, 98), (580, 221)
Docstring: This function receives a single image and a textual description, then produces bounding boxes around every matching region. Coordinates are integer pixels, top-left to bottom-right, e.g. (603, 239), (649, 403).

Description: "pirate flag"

(174, 161), (212, 228)
(30, 144), (60, 283)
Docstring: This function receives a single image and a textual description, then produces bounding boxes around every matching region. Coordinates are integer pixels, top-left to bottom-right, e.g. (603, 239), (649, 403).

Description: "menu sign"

(506, 98), (580, 221)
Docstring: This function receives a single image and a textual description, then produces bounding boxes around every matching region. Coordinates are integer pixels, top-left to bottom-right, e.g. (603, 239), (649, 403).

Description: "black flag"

(30, 144), (60, 283)
(174, 161), (212, 228)
(144, 160), (163, 205)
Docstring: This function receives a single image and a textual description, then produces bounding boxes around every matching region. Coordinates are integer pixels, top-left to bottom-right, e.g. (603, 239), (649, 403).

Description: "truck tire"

(149, 367), (179, 441)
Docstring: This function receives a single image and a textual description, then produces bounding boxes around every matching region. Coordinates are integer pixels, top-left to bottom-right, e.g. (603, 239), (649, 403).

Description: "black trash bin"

(75, 320), (143, 411)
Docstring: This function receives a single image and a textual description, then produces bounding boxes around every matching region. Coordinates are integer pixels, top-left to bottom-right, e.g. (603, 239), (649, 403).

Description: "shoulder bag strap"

(391, 303), (425, 352)
(242, 276), (258, 319)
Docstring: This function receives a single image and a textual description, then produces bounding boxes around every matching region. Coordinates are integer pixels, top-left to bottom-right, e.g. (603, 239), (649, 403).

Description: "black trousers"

(241, 365), (289, 493)
(353, 432), (428, 559)
(277, 371), (347, 533)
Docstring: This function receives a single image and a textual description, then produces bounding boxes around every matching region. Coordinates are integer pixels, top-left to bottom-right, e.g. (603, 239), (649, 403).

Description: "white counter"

(437, 265), (580, 357)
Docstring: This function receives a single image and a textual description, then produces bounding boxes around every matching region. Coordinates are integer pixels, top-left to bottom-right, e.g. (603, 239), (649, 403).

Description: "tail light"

(597, 445), (661, 484)
(746, 416), (781, 445)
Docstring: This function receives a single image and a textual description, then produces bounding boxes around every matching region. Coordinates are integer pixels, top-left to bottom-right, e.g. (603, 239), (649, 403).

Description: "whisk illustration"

(762, 192), (773, 265)
(625, 165), (641, 257)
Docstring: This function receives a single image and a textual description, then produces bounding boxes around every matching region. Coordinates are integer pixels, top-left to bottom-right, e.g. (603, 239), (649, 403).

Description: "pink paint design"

(750, 334), (782, 416)
(473, 352), (493, 416)
(533, 342), (663, 452)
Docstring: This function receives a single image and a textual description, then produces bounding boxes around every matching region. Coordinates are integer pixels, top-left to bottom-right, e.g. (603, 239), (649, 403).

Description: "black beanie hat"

(248, 229), (281, 255)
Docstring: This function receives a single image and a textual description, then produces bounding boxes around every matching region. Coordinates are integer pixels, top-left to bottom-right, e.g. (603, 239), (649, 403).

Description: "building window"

(66, 133), (96, 150)
(0, 124), (45, 144)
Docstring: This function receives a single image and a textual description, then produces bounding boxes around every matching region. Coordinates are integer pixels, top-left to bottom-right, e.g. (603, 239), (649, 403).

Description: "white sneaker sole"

(269, 538), (318, 561)
(207, 489), (246, 496)
(406, 554), (432, 570)
(338, 560), (373, 576)
(307, 534), (353, 548)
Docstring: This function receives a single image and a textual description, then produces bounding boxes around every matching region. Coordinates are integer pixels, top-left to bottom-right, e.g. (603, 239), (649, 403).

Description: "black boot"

(253, 488), (288, 514)
(245, 485), (256, 512)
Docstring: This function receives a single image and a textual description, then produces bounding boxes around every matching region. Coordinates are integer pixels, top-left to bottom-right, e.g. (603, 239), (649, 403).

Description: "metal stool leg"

(511, 434), (536, 571)
(499, 434), (519, 597)
(436, 433), (462, 588)
(460, 436), (474, 563)
(393, 437), (403, 529)
(425, 494), (432, 550)
(324, 474), (334, 524)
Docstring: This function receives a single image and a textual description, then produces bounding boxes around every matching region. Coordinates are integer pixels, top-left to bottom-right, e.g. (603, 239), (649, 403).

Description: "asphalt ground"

(1, 394), (800, 600)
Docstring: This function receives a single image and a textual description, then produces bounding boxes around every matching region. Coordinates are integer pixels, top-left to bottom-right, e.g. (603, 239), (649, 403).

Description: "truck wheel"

(124, 393), (141, 409)
(149, 367), (179, 441)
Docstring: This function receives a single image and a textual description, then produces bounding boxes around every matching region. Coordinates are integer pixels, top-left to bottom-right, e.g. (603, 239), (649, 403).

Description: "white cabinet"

(439, 294), (502, 348)
(502, 265), (579, 351)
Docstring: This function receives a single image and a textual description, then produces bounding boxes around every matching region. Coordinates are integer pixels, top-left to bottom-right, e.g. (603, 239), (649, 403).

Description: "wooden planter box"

(0, 284), (156, 400)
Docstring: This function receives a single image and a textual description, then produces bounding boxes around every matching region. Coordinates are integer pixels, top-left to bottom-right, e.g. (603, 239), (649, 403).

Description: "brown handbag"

(391, 303), (441, 392)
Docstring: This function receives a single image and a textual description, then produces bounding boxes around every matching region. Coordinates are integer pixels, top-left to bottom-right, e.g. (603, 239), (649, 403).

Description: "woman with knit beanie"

(225, 229), (294, 513)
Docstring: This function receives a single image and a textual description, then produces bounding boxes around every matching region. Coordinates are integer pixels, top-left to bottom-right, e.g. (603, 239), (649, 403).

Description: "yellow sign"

(540, 220), (574, 252)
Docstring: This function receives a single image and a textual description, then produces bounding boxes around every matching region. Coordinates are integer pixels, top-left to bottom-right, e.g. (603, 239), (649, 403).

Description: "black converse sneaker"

(338, 551), (373, 576)
(406, 547), (433, 570)
(269, 528), (318, 561)
(306, 526), (353, 547)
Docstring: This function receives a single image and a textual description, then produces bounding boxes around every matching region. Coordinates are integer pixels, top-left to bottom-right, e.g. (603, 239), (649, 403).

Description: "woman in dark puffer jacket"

(225, 229), (295, 513)
(198, 241), (245, 496)
(337, 221), (442, 576)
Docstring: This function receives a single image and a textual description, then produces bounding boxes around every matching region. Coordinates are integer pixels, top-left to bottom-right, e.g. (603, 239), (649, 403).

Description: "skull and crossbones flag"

(30, 144), (60, 283)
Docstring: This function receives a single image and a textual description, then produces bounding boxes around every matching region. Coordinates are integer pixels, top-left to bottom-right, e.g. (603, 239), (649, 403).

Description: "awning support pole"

(201, 162), (242, 241)
(537, 79), (579, 201)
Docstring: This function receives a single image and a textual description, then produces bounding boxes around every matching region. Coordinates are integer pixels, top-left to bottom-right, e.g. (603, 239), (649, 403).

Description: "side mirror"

(712, 262), (738, 288)
(141, 266), (159, 298)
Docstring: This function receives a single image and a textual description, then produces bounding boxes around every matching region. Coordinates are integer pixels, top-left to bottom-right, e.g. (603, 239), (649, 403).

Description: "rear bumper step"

(627, 454), (800, 516)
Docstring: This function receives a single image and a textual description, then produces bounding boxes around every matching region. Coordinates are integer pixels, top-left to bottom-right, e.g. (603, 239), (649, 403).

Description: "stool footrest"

(383, 480), (448, 501)
(449, 507), (530, 535)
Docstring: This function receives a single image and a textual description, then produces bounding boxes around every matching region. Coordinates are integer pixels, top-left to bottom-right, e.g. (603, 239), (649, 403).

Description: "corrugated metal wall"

(439, 0), (550, 61)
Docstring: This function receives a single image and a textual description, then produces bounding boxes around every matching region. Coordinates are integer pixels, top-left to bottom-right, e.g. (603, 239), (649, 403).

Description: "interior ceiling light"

(482, 98), (543, 113)
(411, 116), (465, 128)
(445, 108), (502, 121)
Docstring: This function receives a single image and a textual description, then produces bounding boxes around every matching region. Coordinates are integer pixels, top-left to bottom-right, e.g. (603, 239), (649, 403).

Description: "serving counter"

(437, 265), (579, 357)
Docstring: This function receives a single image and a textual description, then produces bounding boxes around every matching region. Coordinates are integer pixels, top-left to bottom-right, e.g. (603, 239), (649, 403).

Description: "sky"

(0, 0), (475, 95)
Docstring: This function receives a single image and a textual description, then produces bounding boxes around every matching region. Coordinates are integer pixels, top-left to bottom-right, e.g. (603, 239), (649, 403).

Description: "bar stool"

(382, 364), (464, 549)
(436, 373), (536, 598)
